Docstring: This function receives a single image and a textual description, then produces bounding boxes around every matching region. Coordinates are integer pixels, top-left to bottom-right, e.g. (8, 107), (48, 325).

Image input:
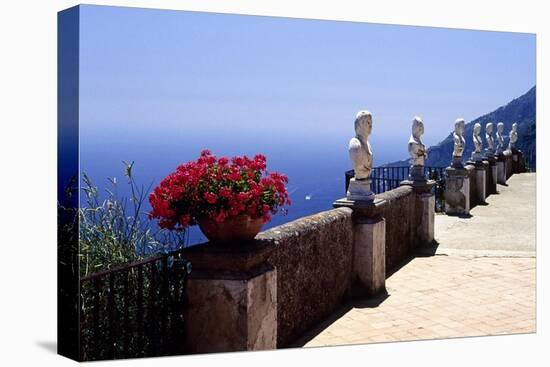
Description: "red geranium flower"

(148, 150), (290, 230)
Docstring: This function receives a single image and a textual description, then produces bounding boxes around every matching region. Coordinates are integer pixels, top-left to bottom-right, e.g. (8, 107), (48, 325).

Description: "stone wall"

(183, 188), (433, 350)
(257, 208), (354, 347)
(373, 185), (417, 271)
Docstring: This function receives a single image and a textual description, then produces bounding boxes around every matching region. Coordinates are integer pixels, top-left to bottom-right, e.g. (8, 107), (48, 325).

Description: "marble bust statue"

(349, 110), (373, 180)
(496, 122), (506, 154)
(408, 116), (427, 166)
(485, 122), (495, 154)
(408, 116), (428, 181)
(508, 122), (518, 151)
(471, 123), (483, 161)
(452, 118), (466, 167)
(347, 110), (375, 200)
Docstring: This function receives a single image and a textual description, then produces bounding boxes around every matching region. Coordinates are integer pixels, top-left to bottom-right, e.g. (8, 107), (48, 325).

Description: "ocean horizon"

(80, 129), (404, 246)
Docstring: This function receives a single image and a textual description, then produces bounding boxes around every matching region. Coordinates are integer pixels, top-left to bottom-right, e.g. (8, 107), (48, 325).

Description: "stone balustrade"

(180, 152), (528, 354)
(445, 149), (525, 215)
(182, 176), (438, 352)
(178, 103), (527, 354)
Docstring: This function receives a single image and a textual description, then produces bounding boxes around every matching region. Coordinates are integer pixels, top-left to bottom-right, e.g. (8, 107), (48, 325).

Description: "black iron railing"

(80, 251), (191, 361)
(345, 166), (447, 211)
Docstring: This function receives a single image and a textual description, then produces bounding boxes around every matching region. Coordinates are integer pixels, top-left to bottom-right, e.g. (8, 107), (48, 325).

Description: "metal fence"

(80, 251), (191, 361)
(345, 166), (447, 212)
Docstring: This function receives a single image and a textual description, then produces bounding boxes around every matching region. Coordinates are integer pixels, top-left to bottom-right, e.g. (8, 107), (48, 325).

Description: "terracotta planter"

(198, 215), (264, 243)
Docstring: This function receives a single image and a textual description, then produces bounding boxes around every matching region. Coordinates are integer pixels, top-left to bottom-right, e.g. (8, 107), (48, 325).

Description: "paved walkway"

(433, 173), (536, 256)
(297, 173), (536, 348)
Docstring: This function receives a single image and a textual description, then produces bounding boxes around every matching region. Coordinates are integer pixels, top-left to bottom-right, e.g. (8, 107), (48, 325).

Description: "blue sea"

(80, 129), (398, 246)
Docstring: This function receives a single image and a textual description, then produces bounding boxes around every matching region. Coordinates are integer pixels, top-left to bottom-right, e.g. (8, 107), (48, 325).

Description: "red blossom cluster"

(148, 150), (291, 230)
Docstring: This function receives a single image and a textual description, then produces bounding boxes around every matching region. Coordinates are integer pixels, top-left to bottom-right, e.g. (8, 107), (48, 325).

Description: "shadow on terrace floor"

(289, 240), (444, 348)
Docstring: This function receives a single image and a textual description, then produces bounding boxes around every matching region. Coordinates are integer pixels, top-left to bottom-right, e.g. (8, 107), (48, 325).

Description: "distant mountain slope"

(386, 86), (536, 169)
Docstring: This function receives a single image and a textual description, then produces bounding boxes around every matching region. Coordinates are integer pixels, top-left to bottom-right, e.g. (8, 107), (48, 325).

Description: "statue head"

(486, 122), (493, 134)
(497, 122), (504, 134)
(412, 116), (424, 138)
(473, 123), (481, 136)
(512, 122), (518, 132)
(454, 118), (465, 135)
(354, 110), (372, 138)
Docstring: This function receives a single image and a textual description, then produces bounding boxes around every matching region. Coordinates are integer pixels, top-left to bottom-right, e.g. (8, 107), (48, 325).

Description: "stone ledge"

(183, 240), (274, 273)
(257, 207), (353, 242)
(188, 263), (275, 281)
(400, 179), (435, 195)
(333, 197), (389, 220)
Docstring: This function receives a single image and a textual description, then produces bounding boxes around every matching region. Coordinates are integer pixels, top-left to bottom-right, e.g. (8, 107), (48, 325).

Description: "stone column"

(333, 197), (388, 298)
(444, 166), (470, 215)
(504, 150), (513, 180)
(497, 153), (507, 185)
(183, 242), (277, 354)
(415, 184), (435, 244)
(474, 161), (488, 204)
(400, 179), (435, 244)
(520, 150), (527, 172)
(465, 164), (476, 207)
(511, 148), (526, 173)
(517, 149), (526, 173)
(485, 154), (498, 195)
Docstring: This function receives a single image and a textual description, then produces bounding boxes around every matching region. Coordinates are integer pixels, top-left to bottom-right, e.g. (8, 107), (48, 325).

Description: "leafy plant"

(59, 162), (187, 277)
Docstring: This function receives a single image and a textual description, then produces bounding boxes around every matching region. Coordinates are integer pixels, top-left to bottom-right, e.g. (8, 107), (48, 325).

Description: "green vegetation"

(59, 162), (187, 277)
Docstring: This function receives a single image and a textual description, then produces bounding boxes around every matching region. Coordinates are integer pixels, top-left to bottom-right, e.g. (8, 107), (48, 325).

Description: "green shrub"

(60, 162), (187, 277)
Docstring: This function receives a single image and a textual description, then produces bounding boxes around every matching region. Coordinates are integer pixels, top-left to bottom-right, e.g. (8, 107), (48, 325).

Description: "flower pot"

(198, 215), (264, 243)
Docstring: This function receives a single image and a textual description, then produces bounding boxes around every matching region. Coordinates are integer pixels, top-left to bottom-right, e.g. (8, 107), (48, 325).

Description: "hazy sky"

(79, 5), (535, 163)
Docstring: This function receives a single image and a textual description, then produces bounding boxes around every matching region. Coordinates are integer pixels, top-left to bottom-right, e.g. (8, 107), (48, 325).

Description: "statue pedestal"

(510, 148), (526, 173)
(183, 242), (277, 353)
(496, 152), (507, 185)
(451, 156), (464, 169)
(401, 179), (436, 244)
(347, 178), (375, 201)
(484, 153), (498, 195)
(444, 166), (470, 215)
(473, 161), (488, 204)
(504, 150), (513, 180)
(471, 151), (484, 162)
(516, 149), (527, 173)
(333, 197), (387, 298)
(408, 165), (425, 181)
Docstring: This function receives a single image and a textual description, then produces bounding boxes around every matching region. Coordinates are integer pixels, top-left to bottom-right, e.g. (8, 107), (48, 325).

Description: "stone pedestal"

(347, 177), (375, 201)
(400, 179), (435, 244)
(484, 154), (498, 195)
(451, 156), (464, 169)
(408, 165), (425, 181)
(474, 161), (488, 204)
(497, 153), (507, 185)
(517, 150), (527, 172)
(444, 166), (470, 215)
(471, 151), (484, 162)
(183, 242), (277, 354)
(511, 148), (526, 173)
(333, 197), (388, 297)
(465, 165), (475, 207)
(491, 163), (498, 190)
(504, 150), (513, 180)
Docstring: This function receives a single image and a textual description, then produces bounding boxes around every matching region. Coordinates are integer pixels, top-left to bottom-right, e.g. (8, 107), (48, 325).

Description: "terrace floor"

(294, 173), (536, 348)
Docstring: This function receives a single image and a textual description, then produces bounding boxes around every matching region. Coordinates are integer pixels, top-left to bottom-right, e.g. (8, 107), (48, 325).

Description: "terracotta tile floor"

(299, 255), (536, 347)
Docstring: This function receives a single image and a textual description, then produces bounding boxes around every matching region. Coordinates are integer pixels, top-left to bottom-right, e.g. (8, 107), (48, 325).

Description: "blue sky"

(79, 4), (535, 164)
